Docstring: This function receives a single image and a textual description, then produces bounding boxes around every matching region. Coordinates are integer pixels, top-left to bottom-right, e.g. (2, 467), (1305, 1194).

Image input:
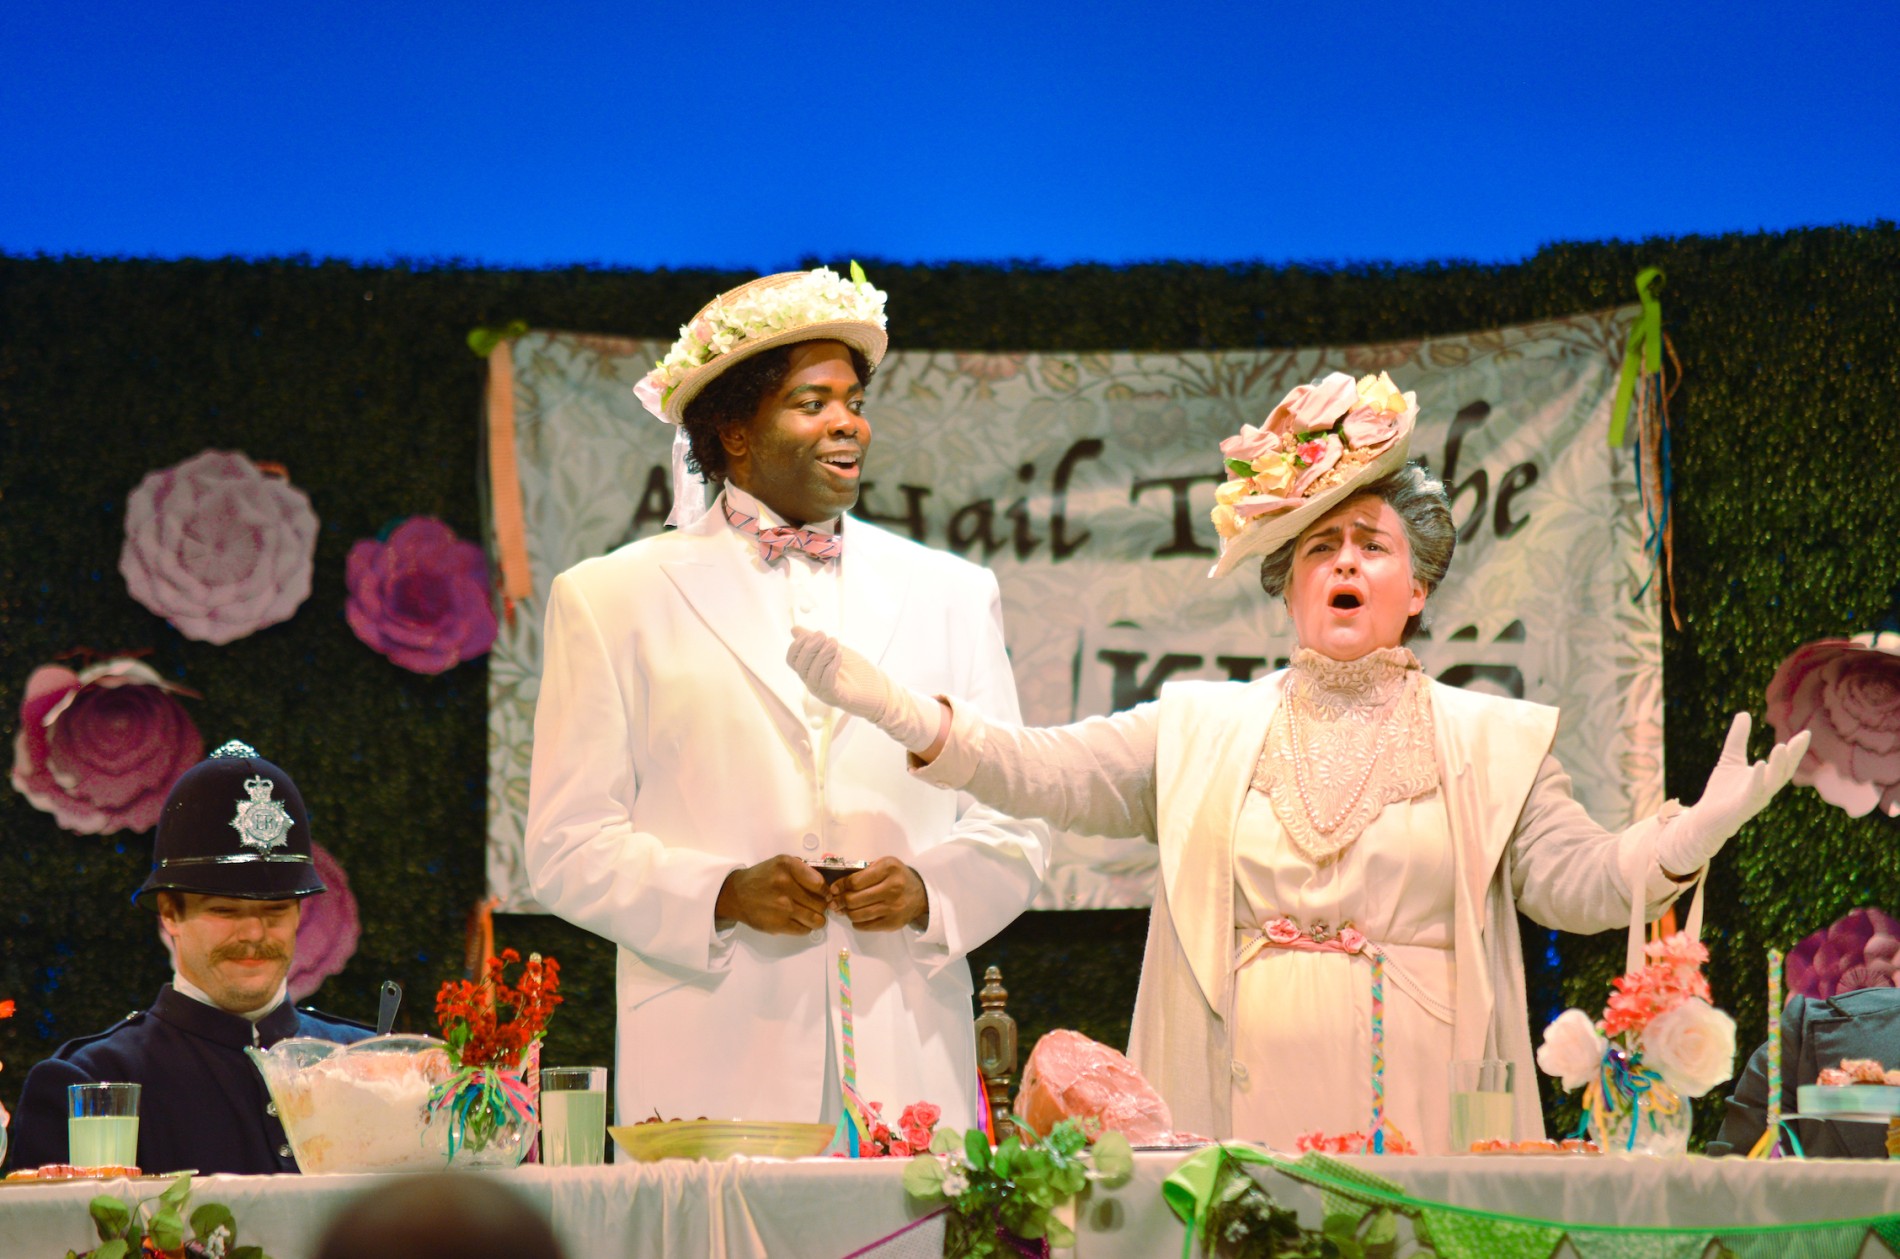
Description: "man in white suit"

(525, 267), (1047, 1130)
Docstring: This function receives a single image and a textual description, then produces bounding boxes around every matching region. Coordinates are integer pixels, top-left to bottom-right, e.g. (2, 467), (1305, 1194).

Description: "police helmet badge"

(134, 740), (326, 907)
(232, 774), (295, 853)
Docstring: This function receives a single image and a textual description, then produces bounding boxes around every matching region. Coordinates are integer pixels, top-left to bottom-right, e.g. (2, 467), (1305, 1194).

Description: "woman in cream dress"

(786, 374), (1807, 1152)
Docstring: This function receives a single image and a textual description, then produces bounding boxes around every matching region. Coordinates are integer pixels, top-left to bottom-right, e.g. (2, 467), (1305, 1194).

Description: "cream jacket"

(921, 672), (1686, 1140)
(526, 504), (1047, 1127)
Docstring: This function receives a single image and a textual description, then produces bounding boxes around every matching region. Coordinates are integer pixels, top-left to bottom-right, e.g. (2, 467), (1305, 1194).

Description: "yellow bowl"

(608, 1120), (835, 1162)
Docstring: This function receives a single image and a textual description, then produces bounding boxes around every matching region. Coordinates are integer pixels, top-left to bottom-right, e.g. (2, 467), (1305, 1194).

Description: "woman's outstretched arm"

(788, 628), (1159, 840)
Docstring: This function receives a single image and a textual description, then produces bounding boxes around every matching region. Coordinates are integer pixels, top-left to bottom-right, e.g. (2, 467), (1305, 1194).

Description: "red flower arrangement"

(435, 948), (562, 1069)
(1600, 933), (1714, 1038)
(429, 950), (562, 1160)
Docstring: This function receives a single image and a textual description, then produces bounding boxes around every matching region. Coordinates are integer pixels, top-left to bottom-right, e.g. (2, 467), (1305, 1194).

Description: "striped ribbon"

(1750, 949), (1786, 1159)
(1369, 952), (1386, 1154)
(828, 947), (874, 1157)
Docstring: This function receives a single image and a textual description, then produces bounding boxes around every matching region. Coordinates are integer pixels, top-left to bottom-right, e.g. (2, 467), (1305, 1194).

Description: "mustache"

(211, 943), (289, 964)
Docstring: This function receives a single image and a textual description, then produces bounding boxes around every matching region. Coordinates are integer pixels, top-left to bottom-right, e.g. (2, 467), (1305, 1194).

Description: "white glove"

(1656, 712), (1812, 876)
(787, 628), (945, 753)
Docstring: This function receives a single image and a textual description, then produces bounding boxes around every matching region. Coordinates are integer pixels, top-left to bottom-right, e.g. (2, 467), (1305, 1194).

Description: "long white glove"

(1656, 712), (1811, 876)
(787, 628), (945, 754)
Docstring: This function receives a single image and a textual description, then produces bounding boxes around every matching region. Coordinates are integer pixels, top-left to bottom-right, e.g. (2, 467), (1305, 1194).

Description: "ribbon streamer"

(828, 947), (873, 1157)
(1369, 951), (1386, 1154)
(427, 1064), (538, 1162)
(1608, 268), (1663, 448)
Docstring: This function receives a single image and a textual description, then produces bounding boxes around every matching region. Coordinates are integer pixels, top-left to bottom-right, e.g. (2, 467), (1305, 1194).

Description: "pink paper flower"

(120, 450), (319, 645)
(345, 517), (498, 675)
(1291, 434), (1344, 495)
(1219, 423), (1281, 465)
(1766, 631), (1900, 817)
(1264, 372), (1358, 439)
(10, 659), (203, 835)
(289, 841), (362, 1000)
(1787, 907), (1900, 999)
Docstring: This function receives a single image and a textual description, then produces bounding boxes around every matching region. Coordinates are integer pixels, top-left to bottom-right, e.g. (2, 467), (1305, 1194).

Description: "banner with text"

(486, 308), (1660, 911)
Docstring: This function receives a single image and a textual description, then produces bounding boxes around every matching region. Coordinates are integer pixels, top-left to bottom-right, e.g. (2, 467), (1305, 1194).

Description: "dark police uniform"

(4, 740), (378, 1175)
(7, 986), (372, 1174)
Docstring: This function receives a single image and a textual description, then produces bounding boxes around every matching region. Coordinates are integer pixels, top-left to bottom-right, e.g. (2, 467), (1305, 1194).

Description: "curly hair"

(679, 342), (874, 483)
(1257, 463), (1454, 643)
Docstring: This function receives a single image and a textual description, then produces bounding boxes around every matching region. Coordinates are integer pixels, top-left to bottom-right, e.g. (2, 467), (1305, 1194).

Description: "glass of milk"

(1449, 1059), (1514, 1151)
(539, 1067), (608, 1166)
(68, 1083), (141, 1167)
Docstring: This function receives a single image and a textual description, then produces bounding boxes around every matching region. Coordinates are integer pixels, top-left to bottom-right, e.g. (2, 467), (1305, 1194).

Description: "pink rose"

(1218, 423), (1280, 465)
(1264, 918), (1304, 945)
(120, 450), (320, 645)
(289, 841), (362, 1000)
(1766, 632), (1900, 817)
(1292, 434), (1344, 496)
(10, 659), (203, 835)
(1264, 372), (1358, 439)
(888, 1140), (912, 1158)
(346, 517), (499, 675)
(1335, 926), (1368, 954)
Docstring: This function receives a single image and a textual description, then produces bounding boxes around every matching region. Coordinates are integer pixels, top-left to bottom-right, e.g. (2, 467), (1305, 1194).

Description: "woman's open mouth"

(1328, 590), (1364, 612)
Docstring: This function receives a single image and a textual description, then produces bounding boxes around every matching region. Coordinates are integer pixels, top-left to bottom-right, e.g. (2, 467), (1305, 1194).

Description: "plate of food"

(1795, 1057), (1900, 1122)
(608, 1119), (835, 1162)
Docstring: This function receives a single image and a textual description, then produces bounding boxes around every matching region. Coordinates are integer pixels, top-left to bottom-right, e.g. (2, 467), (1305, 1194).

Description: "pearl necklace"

(1286, 684), (1399, 835)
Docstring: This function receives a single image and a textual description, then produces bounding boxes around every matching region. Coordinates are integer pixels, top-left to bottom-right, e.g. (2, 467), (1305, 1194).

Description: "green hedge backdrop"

(1, 225), (1897, 1148)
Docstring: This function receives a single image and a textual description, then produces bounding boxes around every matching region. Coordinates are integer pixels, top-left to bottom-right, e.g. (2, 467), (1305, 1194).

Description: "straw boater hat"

(1208, 370), (1418, 579)
(133, 740), (327, 908)
(634, 265), (889, 525)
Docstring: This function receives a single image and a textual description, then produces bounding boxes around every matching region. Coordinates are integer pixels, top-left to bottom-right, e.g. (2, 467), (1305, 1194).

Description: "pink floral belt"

(1234, 917), (1377, 972)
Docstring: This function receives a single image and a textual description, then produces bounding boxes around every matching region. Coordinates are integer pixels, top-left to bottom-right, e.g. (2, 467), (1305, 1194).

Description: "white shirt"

(172, 971), (287, 1024)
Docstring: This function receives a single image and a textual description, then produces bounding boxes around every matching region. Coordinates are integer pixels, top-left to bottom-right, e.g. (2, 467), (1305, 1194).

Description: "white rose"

(1640, 998), (1737, 1098)
(1535, 1008), (1607, 1092)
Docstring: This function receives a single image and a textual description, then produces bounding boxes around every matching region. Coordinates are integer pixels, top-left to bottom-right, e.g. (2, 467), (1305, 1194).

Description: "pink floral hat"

(1207, 371), (1417, 578)
(1765, 629), (1900, 818)
(633, 265), (888, 426)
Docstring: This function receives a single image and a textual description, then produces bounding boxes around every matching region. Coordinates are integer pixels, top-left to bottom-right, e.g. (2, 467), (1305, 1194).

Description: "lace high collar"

(1288, 646), (1420, 712)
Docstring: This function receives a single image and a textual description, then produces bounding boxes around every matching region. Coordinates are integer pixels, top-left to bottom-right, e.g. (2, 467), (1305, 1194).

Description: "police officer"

(6, 741), (373, 1175)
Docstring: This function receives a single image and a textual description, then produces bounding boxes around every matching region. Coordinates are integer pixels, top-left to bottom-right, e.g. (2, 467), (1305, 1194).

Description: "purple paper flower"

(1787, 907), (1900, 999)
(120, 450), (319, 645)
(1765, 630), (1900, 818)
(10, 659), (203, 835)
(345, 517), (498, 675)
(289, 841), (361, 1001)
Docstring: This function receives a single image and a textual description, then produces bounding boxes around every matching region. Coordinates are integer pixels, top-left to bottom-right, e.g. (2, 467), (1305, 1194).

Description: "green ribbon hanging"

(1607, 267), (1664, 447)
(467, 320), (530, 358)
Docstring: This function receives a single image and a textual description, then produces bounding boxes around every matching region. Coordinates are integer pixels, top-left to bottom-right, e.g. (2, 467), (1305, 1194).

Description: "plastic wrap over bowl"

(248, 1034), (506, 1173)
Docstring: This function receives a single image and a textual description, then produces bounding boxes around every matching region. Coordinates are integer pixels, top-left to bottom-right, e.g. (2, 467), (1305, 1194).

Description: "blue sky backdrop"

(3, 1), (1895, 268)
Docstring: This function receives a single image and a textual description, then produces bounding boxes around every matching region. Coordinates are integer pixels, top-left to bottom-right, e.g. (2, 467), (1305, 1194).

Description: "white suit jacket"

(525, 500), (1047, 1128)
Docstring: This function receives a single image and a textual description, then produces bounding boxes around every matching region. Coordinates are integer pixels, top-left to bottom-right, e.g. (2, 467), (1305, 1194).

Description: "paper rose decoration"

(345, 517), (498, 675)
(11, 658), (203, 835)
(1766, 630), (1900, 817)
(120, 450), (319, 645)
(1787, 906), (1900, 999)
(290, 842), (360, 999)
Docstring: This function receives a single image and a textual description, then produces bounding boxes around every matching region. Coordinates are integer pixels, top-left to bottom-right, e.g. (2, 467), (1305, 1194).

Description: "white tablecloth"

(5, 1152), (1899, 1259)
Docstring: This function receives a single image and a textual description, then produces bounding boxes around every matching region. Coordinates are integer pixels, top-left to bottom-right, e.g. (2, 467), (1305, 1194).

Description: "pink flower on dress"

(289, 841), (362, 1000)
(10, 659), (202, 835)
(1264, 372), (1358, 439)
(119, 450), (319, 645)
(1766, 631), (1900, 817)
(1263, 918), (1304, 945)
(1335, 926), (1368, 954)
(345, 517), (499, 675)
(633, 371), (667, 420)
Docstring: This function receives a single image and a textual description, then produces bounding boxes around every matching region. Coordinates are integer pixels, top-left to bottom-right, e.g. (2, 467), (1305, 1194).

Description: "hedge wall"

(1, 225), (1896, 1147)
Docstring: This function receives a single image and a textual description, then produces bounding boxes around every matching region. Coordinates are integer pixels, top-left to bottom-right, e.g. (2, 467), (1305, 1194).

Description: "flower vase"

(1586, 1075), (1691, 1156)
(430, 1065), (539, 1170)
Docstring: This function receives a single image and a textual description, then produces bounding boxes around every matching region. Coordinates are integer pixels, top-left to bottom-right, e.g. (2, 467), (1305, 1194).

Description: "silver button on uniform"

(278, 1143), (292, 1159)
(266, 1102), (277, 1117)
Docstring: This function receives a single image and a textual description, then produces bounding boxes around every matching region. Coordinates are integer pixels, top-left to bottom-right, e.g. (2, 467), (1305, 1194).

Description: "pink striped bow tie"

(723, 498), (844, 565)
